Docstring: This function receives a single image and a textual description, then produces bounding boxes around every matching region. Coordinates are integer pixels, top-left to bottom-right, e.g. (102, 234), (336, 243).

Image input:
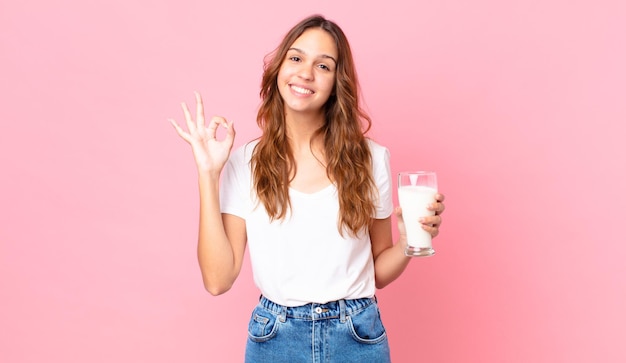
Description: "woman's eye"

(318, 64), (331, 71)
(289, 56), (301, 62)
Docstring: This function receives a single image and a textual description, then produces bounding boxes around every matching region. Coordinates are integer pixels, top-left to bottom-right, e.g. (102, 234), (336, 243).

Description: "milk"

(398, 185), (437, 248)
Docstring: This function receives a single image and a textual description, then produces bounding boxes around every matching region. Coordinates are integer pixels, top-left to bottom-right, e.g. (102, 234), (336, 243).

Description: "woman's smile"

(289, 84), (314, 95)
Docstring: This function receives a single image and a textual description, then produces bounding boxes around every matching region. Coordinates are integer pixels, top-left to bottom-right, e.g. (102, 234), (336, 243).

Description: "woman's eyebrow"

(288, 47), (337, 65)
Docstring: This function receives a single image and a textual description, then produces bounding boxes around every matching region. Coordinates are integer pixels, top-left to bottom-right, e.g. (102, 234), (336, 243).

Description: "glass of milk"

(398, 171), (438, 257)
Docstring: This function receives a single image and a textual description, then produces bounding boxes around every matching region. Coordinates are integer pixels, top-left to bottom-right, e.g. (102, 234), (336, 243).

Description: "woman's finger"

(207, 116), (229, 140)
(206, 116), (235, 145)
(429, 201), (445, 215)
(195, 92), (206, 129)
(421, 223), (440, 238)
(223, 119), (236, 146)
(169, 118), (191, 143)
(181, 102), (196, 133)
(420, 215), (442, 228)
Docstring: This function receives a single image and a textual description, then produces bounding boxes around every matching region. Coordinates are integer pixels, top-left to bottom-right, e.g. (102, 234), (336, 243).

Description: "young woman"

(170, 14), (445, 363)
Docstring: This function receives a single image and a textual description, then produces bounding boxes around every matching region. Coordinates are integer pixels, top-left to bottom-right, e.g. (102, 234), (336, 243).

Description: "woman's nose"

(297, 64), (314, 80)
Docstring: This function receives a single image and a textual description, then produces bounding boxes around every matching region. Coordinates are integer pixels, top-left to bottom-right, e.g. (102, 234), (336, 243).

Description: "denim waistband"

(258, 296), (376, 323)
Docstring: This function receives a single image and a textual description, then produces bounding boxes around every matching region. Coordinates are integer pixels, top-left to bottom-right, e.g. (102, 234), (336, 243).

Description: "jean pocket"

(247, 307), (280, 343)
(347, 303), (387, 344)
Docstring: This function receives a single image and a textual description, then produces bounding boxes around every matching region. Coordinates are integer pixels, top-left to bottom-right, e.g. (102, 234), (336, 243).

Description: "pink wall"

(1, 0), (625, 362)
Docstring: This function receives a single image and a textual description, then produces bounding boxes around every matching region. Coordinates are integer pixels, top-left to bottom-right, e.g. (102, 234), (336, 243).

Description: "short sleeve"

(369, 140), (394, 219)
(219, 144), (253, 218)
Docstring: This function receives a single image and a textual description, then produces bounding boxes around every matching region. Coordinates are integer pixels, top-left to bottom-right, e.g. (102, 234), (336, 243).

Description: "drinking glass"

(398, 171), (438, 257)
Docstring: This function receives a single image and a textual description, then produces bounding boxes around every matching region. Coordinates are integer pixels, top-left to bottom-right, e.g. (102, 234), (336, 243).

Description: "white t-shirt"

(219, 139), (393, 306)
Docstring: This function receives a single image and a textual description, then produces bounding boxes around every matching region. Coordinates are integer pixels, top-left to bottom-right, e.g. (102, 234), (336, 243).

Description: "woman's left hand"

(421, 193), (446, 238)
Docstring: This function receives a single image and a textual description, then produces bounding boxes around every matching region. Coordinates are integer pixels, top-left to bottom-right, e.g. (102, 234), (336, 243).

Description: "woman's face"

(277, 28), (338, 118)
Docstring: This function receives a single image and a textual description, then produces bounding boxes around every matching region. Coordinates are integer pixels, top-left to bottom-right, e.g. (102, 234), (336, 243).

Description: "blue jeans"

(245, 296), (391, 363)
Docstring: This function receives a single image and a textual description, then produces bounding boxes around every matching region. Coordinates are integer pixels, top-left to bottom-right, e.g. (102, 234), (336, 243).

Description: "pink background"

(1, 0), (625, 362)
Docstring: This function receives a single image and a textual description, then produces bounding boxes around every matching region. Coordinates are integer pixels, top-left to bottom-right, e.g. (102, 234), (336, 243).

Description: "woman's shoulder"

(230, 139), (260, 162)
(365, 138), (390, 158)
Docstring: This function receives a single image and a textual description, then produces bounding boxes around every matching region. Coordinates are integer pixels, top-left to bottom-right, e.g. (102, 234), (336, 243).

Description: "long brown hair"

(251, 15), (377, 236)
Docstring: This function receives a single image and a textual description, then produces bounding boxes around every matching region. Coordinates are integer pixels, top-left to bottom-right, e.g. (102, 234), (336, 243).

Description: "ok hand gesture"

(169, 92), (236, 175)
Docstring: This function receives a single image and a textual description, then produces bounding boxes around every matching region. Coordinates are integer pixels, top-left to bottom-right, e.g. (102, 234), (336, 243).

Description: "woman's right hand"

(169, 92), (235, 175)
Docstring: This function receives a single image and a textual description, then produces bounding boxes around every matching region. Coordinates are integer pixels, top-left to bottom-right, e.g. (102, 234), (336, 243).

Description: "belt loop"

(279, 305), (287, 323)
(339, 299), (347, 323)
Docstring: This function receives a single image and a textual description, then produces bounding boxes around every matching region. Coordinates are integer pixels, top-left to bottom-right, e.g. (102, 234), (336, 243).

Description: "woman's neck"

(285, 112), (325, 150)
(284, 112), (330, 188)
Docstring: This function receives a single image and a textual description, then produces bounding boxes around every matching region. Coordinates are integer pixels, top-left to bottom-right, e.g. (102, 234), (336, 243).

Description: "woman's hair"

(251, 14), (377, 236)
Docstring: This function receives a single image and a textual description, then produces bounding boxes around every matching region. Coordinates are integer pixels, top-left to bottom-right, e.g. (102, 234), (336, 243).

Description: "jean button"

(314, 307), (323, 314)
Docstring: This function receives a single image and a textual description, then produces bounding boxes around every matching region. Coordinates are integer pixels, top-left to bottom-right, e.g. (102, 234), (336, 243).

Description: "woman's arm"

(196, 174), (247, 295)
(170, 92), (246, 295)
(369, 215), (410, 289)
(370, 193), (445, 289)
